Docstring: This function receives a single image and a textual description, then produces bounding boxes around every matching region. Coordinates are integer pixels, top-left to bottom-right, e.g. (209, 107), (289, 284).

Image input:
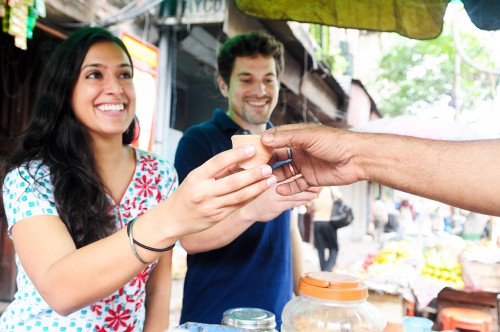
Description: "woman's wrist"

(234, 205), (257, 225)
(134, 208), (180, 250)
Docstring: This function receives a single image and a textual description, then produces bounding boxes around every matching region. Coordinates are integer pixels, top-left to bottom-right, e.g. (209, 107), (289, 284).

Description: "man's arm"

(143, 252), (172, 331)
(359, 133), (499, 216)
(180, 185), (317, 254)
(262, 124), (500, 216)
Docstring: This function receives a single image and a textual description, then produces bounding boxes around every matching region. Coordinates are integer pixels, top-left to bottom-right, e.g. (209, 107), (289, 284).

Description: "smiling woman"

(72, 41), (136, 140)
(0, 27), (276, 332)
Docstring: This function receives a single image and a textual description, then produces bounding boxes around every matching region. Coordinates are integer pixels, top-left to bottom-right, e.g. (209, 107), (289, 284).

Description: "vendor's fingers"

(268, 147), (290, 166)
(262, 123), (323, 149)
(271, 162), (287, 183)
(275, 176), (312, 196)
(267, 123), (320, 133)
(272, 160), (300, 183)
(202, 145), (257, 178)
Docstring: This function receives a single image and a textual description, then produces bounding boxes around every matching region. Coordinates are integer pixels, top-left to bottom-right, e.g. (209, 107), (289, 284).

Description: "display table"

(384, 322), (404, 332)
(368, 290), (405, 323)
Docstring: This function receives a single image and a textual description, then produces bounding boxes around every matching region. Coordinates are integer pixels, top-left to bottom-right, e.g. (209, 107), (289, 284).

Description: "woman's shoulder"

(134, 148), (176, 173)
(4, 160), (50, 185)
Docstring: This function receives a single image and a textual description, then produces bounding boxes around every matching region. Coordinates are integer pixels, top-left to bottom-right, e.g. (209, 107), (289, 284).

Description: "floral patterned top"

(0, 149), (178, 332)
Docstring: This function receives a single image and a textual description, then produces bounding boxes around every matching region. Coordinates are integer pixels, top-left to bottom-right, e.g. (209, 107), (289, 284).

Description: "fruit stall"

(335, 233), (500, 329)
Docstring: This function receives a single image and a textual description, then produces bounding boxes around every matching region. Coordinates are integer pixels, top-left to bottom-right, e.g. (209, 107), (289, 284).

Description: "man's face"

(218, 54), (280, 131)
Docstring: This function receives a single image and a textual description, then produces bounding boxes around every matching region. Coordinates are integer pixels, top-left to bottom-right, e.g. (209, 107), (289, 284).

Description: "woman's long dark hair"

(1, 27), (137, 248)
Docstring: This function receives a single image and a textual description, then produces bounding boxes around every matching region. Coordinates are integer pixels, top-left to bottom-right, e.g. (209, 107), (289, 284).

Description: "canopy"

(352, 115), (488, 141)
(233, 0), (500, 40)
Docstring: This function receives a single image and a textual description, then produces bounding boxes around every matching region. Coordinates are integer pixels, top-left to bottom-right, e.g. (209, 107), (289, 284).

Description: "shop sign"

(121, 33), (159, 152)
(182, 0), (227, 24)
(122, 33), (158, 71)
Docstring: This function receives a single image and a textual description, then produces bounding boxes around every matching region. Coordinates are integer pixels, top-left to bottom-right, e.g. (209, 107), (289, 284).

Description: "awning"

(233, 0), (500, 40)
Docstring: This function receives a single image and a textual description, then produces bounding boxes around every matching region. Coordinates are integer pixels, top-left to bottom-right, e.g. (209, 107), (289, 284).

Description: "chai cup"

(231, 134), (273, 169)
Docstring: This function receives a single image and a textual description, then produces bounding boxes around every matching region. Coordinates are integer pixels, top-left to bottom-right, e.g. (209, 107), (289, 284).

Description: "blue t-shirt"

(174, 109), (293, 328)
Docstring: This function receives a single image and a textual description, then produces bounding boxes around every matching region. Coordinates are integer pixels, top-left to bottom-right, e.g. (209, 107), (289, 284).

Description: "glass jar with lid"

(281, 272), (385, 332)
(222, 307), (278, 331)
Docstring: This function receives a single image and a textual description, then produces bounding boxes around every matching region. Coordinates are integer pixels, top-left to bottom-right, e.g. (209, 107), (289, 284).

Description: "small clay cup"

(231, 134), (273, 169)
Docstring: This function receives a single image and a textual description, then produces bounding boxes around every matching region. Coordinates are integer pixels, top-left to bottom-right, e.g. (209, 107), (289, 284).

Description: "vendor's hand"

(164, 145), (276, 236)
(238, 184), (319, 223)
(262, 123), (362, 195)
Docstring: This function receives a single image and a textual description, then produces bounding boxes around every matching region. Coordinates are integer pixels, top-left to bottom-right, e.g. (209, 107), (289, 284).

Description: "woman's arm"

(9, 145), (276, 315)
(143, 251), (172, 332)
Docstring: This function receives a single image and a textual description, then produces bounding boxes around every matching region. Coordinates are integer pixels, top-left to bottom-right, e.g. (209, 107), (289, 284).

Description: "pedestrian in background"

(311, 187), (342, 271)
(371, 196), (388, 245)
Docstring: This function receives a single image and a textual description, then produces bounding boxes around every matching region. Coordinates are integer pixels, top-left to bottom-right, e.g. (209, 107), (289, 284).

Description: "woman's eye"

(120, 72), (133, 79)
(86, 71), (102, 79)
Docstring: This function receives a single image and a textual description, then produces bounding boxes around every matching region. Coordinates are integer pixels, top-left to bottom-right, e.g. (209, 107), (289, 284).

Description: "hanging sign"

(121, 32), (159, 152)
(1, 0), (46, 50)
(182, 0), (227, 24)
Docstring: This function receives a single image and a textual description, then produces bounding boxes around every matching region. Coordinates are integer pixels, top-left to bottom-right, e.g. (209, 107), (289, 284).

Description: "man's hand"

(238, 184), (318, 223)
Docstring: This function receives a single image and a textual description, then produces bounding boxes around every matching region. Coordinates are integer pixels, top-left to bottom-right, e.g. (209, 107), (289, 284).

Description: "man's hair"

(217, 31), (284, 85)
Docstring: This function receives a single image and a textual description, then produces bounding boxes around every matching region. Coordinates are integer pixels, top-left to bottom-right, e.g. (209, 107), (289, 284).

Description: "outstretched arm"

(262, 123), (500, 216)
(8, 145), (274, 316)
(180, 184), (318, 254)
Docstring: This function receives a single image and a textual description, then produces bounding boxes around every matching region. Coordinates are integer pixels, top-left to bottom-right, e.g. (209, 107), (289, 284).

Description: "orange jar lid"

(298, 272), (368, 301)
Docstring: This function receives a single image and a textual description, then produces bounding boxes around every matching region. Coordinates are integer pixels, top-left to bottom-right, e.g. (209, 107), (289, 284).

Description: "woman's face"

(71, 41), (135, 141)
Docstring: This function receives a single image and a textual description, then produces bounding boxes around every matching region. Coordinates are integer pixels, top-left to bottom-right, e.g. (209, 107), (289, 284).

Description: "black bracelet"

(127, 219), (153, 265)
(126, 218), (176, 252)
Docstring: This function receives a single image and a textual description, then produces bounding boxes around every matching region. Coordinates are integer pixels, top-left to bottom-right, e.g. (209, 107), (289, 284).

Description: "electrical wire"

(60, 0), (163, 28)
(453, 6), (500, 76)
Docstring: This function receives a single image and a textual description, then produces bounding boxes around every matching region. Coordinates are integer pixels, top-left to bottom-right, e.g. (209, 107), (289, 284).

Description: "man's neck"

(226, 111), (267, 134)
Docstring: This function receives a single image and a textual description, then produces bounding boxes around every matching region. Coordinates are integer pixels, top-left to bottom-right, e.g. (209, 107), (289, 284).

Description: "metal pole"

(155, 0), (174, 157)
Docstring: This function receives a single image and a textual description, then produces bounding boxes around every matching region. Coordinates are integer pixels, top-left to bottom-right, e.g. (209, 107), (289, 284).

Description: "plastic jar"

(281, 272), (386, 332)
(222, 307), (278, 331)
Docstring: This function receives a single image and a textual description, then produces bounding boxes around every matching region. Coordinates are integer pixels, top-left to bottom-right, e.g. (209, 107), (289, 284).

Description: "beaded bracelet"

(127, 218), (175, 252)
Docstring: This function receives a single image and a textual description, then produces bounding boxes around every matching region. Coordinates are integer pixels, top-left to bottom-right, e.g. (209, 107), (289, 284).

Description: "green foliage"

(372, 25), (497, 116)
(310, 24), (350, 76)
(317, 50), (350, 77)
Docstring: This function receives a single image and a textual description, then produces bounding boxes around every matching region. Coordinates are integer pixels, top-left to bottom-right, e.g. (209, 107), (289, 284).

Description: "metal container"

(222, 307), (278, 331)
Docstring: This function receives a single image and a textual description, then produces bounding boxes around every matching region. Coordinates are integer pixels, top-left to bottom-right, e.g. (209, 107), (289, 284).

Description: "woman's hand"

(164, 145), (277, 236)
